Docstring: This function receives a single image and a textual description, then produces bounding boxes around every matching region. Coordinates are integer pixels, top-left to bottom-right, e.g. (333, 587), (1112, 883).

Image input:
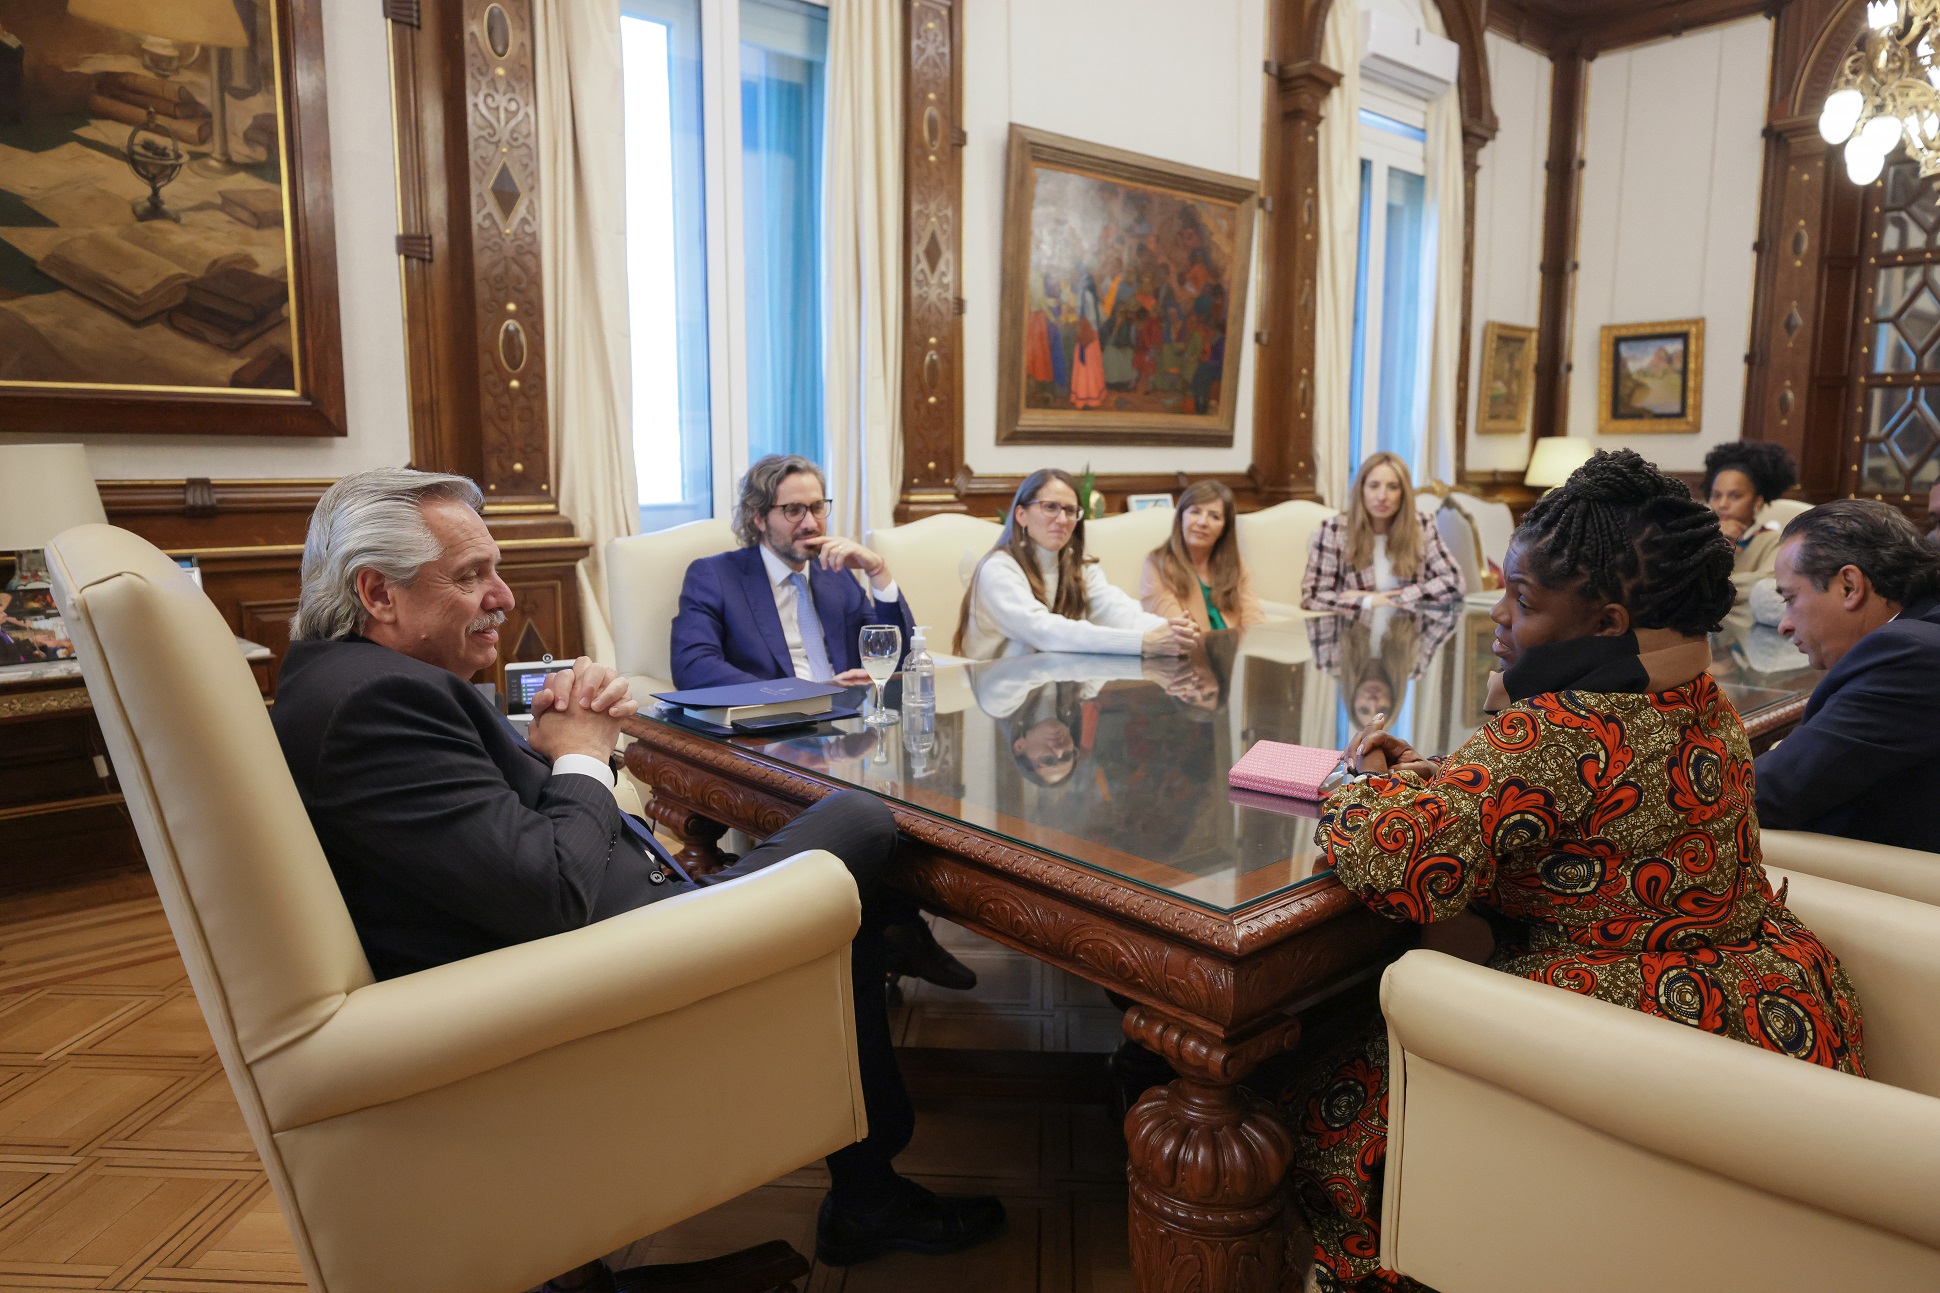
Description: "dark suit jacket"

(272, 635), (672, 979)
(1754, 598), (1940, 852)
(669, 546), (915, 690)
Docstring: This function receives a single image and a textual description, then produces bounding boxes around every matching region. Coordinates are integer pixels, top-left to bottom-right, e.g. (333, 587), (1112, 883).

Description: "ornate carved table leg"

(1122, 1007), (1302, 1293)
(642, 793), (732, 876)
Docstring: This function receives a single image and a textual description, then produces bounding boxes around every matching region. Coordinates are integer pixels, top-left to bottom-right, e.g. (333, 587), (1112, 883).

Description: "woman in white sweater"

(955, 468), (1198, 660)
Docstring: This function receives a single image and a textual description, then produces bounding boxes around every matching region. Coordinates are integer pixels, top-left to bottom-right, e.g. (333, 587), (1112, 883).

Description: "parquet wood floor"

(0, 871), (1137, 1293)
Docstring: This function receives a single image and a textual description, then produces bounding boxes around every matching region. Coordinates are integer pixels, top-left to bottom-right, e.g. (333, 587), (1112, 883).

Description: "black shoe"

(882, 919), (978, 991)
(815, 1178), (1007, 1266)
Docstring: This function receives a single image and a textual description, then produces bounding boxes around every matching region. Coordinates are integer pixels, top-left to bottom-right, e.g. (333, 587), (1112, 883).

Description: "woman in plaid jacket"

(1301, 453), (1466, 611)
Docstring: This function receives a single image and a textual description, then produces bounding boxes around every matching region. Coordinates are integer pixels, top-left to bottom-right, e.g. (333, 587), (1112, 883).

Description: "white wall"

(961, 0), (1267, 478)
(1465, 31), (1549, 475)
(0, 3), (411, 480)
(1566, 15), (1770, 471)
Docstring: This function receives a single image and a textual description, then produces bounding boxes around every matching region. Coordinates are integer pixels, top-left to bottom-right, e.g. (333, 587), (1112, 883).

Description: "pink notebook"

(1228, 740), (1341, 801)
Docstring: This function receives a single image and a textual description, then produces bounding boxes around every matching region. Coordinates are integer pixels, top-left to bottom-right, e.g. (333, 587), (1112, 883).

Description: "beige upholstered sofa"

(1758, 829), (1940, 908)
(865, 511), (1001, 648)
(1236, 498), (1335, 616)
(1378, 866), (1940, 1292)
(49, 524), (870, 1293)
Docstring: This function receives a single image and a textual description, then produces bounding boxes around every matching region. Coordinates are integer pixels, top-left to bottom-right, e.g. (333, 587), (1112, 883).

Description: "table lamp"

(1523, 436), (1595, 491)
(68, 0), (253, 176)
(0, 444), (108, 589)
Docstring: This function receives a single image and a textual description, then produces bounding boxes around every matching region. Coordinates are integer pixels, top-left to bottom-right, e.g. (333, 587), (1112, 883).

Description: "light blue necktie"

(789, 571), (835, 682)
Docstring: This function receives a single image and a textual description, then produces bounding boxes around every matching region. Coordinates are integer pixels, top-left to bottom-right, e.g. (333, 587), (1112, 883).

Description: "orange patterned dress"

(1280, 671), (1865, 1293)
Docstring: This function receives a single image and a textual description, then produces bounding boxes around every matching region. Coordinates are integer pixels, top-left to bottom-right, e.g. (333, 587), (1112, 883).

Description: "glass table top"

(644, 606), (1822, 917)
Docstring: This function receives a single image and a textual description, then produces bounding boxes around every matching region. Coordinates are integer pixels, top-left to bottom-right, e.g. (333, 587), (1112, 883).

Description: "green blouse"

(1199, 581), (1227, 631)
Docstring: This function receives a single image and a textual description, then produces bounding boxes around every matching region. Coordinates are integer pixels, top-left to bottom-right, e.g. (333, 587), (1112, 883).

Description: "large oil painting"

(1598, 318), (1704, 435)
(0, 0), (342, 435)
(996, 126), (1256, 446)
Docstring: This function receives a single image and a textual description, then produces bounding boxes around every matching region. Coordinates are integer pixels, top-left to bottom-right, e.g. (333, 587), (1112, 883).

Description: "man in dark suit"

(670, 454), (915, 690)
(1756, 499), (1940, 852)
(271, 469), (1004, 1284)
(668, 455), (971, 991)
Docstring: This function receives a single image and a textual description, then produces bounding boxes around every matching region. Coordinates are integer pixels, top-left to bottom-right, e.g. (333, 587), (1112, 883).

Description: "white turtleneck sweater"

(960, 542), (1165, 660)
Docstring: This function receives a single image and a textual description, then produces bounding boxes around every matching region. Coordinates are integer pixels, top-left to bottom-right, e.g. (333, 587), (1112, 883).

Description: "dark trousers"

(693, 790), (915, 1205)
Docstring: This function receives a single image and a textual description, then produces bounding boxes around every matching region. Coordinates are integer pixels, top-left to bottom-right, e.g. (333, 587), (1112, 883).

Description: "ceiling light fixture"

(1821, 0), (1940, 182)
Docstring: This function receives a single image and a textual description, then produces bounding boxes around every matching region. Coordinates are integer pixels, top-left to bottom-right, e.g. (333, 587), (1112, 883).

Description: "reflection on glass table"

(643, 609), (1823, 918)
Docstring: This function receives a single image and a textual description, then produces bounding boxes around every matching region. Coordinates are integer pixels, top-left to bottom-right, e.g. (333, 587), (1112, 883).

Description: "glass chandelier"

(1820, 0), (1940, 183)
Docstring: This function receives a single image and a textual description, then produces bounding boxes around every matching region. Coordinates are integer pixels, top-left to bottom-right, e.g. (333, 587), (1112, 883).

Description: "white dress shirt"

(961, 543), (1166, 660)
(758, 543), (899, 679)
(551, 752), (615, 787)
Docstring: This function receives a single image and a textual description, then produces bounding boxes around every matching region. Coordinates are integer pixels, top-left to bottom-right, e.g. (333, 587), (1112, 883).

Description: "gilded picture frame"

(1475, 320), (1536, 435)
(995, 125), (1257, 447)
(1597, 318), (1704, 435)
(0, 0), (344, 437)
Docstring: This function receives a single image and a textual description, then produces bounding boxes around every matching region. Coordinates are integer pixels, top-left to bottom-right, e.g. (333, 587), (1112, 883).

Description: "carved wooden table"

(623, 615), (1822, 1293)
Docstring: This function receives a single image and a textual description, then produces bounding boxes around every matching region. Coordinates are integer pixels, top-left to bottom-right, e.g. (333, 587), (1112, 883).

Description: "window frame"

(1349, 83), (1436, 473)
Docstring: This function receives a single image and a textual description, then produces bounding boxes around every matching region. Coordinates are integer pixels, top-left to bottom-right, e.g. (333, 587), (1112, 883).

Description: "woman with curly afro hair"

(1276, 450), (1864, 1293)
(1702, 440), (1798, 597)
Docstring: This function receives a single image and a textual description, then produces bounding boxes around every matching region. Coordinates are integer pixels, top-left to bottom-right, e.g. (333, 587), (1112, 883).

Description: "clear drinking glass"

(858, 623), (902, 727)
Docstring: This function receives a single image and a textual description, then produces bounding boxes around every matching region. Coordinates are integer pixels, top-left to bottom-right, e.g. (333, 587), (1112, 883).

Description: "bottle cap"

(911, 625), (928, 647)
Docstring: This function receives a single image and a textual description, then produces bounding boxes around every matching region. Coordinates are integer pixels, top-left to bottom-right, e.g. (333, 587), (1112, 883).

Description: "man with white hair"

(271, 469), (1004, 1286)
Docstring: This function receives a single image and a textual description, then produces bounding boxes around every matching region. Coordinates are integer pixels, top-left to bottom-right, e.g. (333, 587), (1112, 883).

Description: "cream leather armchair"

(1378, 867), (1940, 1292)
(1759, 829), (1940, 908)
(48, 525), (869, 1293)
(606, 517), (737, 696)
(865, 512), (1001, 647)
(1081, 506), (1176, 596)
(1235, 498), (1335, 617)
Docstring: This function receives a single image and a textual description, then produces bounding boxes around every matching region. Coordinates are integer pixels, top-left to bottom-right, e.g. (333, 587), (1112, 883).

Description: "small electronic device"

(502, 657), (558, 716)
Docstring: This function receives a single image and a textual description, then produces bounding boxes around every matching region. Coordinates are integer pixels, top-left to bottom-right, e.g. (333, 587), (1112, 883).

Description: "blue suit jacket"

(669, 546), (916, 689)
(1754, 598), (1940, 852)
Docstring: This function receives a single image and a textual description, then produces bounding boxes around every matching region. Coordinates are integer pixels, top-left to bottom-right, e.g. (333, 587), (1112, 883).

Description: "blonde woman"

(1138, 480), (1267, 631)
(1300, 452), (1465, 611)
(955, 468), (1198, 660)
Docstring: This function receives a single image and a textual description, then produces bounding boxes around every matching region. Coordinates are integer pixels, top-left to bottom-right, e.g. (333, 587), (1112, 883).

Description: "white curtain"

(823, 0), (904, 541)
(1314, 0), (1361, 509)
(1421, 0), (1466, 489)
(537, 0), (638, 666)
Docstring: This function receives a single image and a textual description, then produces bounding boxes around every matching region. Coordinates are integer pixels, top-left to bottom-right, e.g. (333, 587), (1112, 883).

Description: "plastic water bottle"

(902, 625), (936, 756)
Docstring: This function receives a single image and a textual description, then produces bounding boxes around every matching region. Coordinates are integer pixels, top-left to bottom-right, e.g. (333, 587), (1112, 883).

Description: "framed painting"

(1476, 320), (1535, 435)
(0, 0), (343, 437)
(996, 125), (1257, 447)
(1597, 318), (1703, 435)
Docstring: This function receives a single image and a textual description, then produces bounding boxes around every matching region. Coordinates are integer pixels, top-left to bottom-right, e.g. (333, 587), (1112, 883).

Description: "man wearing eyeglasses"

(672, 454), (916, 692)
(668, 455), (976, 998)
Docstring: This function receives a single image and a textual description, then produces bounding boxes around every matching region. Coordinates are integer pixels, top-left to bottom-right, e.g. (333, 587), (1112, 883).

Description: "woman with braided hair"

(1278, 450), (1865, 1293)
(1703, 440), (1799, 597)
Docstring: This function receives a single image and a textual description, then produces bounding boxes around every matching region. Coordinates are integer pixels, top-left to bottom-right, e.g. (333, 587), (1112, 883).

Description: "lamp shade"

(0, 445), (108, 551)
(1523, 436), (1595, 489)
(68, 0), (250, 47)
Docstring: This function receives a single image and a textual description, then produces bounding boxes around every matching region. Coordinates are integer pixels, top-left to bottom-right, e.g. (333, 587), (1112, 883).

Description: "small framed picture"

(1598, 318), (1704, 435)
(1476, 321), (1537, 435)
(1126, 493), (1175, 511)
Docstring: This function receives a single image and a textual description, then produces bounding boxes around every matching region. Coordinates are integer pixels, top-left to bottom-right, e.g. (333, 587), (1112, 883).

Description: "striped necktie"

(789, 571), (835, 682)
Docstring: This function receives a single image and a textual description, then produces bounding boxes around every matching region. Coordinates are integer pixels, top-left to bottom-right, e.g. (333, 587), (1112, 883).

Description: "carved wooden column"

(1254, 60), (1341, 504)
(1532, 49), (1586, 441)
(387, 0), (587, 687)
(1746, 117), (1833, 483)
(898, 0), (968, 521)
(1454, 125), (1487, 482)
(1123, 1006), (1301, 1293)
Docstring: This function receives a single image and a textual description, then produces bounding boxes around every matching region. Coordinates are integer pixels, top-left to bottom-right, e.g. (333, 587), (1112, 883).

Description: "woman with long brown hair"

(1138, 480), (1267, 631)
(955, 468), (1198, 660)
(1300, 451), (1466, 611)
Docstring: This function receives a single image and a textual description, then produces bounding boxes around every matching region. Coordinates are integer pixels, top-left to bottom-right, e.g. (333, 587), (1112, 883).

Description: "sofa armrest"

(253, 849), (860, 1129)
(1760, 829), (1940, 908)
(1381, 950), (1940, 1252)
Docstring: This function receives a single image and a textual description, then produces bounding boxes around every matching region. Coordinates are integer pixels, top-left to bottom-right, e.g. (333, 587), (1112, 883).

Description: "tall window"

(620, 0), (830, 534)
(1853, 158), (1940, 499)
(622, 0), (712, 532)
(740, 0), (828, 463)
(1348, 97), (1437, 473)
